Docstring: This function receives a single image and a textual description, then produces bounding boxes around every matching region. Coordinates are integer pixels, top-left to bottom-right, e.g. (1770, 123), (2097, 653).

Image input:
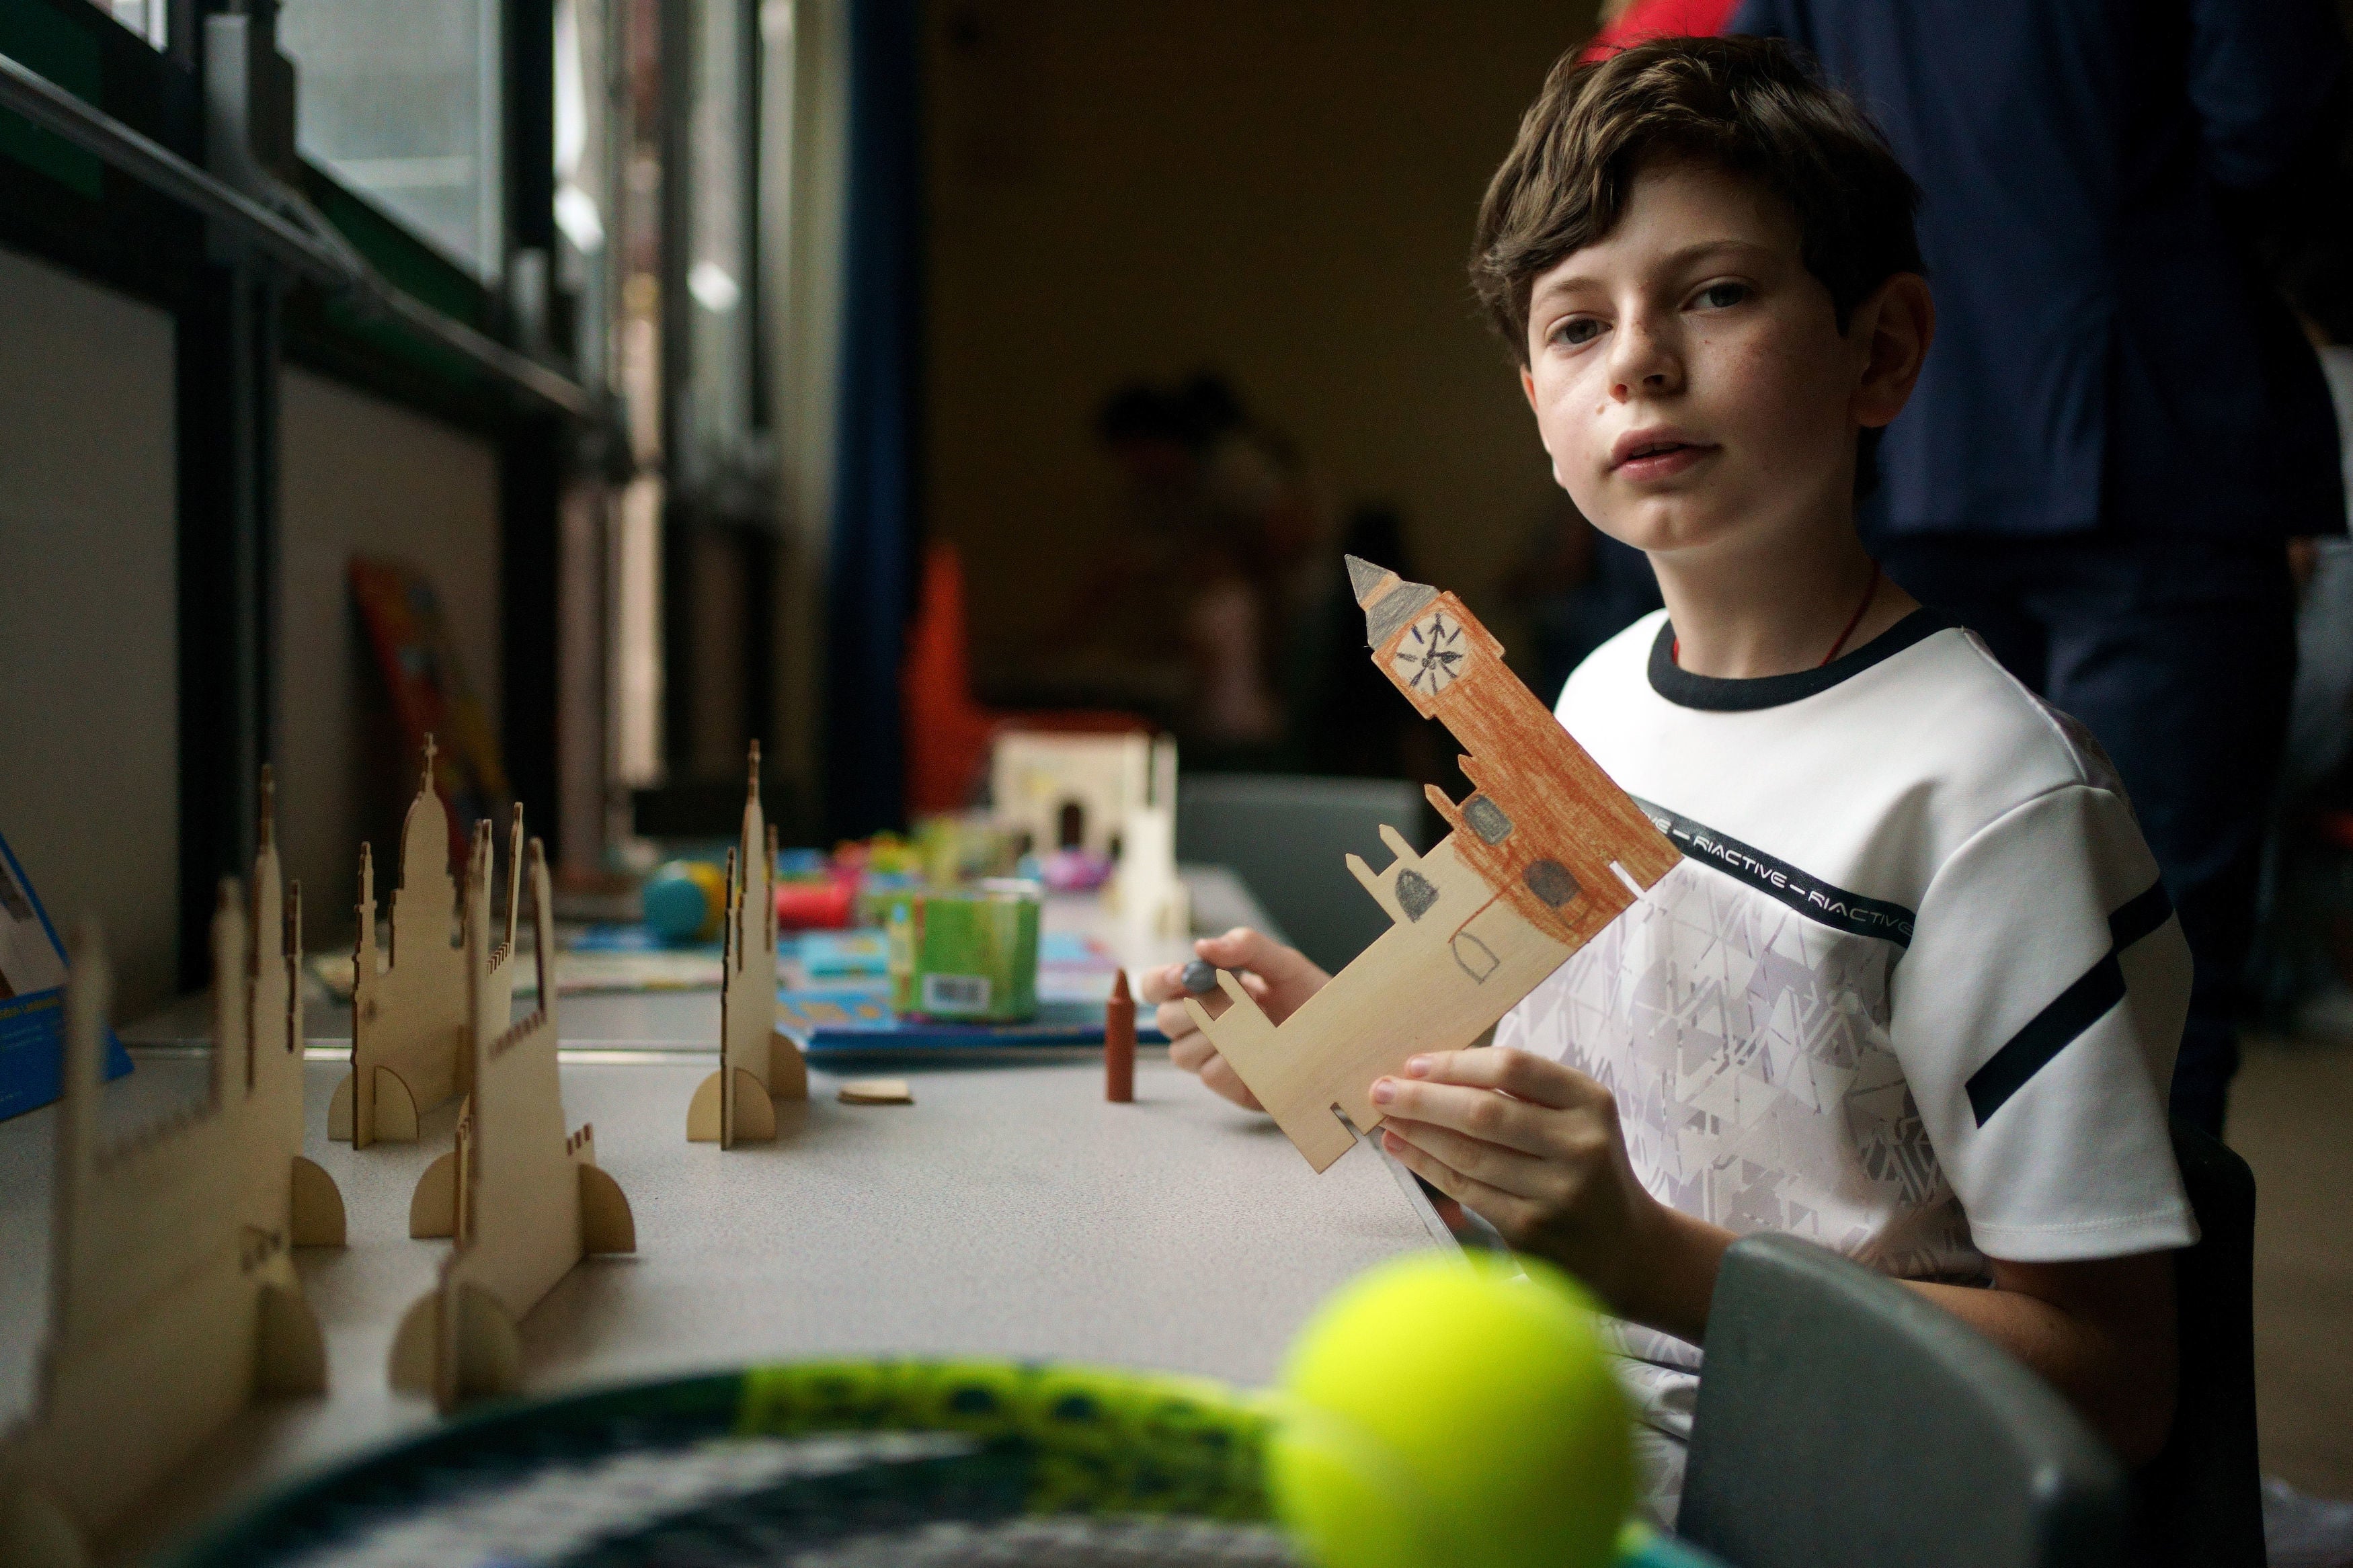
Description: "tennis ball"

(1268, 1252), (1632, 1568)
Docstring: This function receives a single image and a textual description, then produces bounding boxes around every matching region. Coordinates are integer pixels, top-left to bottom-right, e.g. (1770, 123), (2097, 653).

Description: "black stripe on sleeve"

(1965, 876), (2175, 1126)
(1965, 956), (2126, 1126)
(2107, 879), (2173, 948)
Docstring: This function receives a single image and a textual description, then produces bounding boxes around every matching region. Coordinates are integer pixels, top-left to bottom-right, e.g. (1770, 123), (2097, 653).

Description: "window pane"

(84, 0), (166, 48)
(279, 0), (504, 278)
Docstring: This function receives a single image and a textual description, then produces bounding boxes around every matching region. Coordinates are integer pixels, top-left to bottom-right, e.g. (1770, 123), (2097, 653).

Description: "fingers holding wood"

(1394, 1046), (1600, 1110)
(1198, 1052), (1265, 1112)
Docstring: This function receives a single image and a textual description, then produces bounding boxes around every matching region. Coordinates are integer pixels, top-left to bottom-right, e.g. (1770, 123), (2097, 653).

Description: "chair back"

(2130, 1119), (2264, 1566)
(1680, 1233), (2128, 1568)
(1174, 774), (1425, 973)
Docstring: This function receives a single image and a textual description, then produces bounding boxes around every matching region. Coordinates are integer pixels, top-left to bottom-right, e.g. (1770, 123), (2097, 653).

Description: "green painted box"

(883, 881), (1041, 1022)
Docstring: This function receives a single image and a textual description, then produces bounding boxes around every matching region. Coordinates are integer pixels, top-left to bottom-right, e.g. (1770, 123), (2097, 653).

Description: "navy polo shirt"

(1731, 0), (2348, 542)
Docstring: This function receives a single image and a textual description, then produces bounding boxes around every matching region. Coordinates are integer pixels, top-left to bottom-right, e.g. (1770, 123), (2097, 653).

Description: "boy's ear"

(1519, 364), (1538, 413)
(1849, 273), (1936, 431)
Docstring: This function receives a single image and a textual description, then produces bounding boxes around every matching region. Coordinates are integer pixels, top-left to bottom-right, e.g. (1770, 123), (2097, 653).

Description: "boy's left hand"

(1372, 1047), (1727, 1337)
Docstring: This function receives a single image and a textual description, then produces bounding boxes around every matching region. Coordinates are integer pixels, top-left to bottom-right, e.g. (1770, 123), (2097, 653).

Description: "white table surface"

(0, 868), (1420, 1565)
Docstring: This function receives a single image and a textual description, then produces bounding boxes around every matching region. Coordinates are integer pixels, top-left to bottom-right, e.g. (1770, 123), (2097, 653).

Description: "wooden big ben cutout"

(1183, 557), (1680, 1171)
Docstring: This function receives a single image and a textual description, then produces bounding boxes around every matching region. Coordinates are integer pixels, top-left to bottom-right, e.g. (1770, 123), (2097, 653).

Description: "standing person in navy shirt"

(1730, 0), (2349, 1132)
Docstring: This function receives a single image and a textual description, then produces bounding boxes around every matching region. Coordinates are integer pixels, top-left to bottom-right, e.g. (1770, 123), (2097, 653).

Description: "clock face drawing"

(1392, 610), (1468, 696)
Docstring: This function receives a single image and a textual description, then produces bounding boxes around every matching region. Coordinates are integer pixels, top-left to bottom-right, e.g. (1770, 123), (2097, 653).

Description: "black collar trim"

(1647, 607), (1953, 712)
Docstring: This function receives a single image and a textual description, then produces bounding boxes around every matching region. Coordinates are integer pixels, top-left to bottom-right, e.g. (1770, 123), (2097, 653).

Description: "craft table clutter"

(0, 841), (1425, 1565)
(0, 578), (1686, 1564)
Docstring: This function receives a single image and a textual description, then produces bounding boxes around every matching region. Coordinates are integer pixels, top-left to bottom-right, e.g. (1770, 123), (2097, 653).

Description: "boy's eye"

(1556, 317), (1603, 347)
(1693, 282), (1749, 310)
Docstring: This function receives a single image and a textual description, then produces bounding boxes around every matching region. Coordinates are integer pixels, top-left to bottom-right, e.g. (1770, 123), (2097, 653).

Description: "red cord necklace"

(1672, 561), (1882, 669)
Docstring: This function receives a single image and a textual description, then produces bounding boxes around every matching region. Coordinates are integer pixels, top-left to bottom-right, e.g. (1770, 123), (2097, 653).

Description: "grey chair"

(1679, 1233), (2128, 1568)
(1174, 774), (1426, 974)
(2130, 1118), (2264, 1567)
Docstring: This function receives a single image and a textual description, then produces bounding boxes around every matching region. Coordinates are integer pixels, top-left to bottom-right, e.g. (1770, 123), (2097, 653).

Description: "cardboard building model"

(687, 743), (809, 1147)
(329, 737), (519, 1147)
(0, 777), (343, 1568)
(391, 835), (635, 1410)
(1184, 558), (1680, 1172)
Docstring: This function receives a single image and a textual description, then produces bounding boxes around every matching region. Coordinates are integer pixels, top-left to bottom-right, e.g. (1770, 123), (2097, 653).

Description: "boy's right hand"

(1138, 927), (1329, 1111)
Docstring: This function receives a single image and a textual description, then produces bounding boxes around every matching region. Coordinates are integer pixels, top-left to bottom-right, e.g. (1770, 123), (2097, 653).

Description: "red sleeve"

(1578, 0), (1742, 62)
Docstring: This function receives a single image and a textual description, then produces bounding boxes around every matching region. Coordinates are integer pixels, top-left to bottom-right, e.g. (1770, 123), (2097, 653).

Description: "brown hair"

(1471, 35), (1923, 364)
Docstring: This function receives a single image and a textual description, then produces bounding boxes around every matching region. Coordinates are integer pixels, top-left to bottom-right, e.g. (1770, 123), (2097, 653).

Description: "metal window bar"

(0, 42), (591, 418)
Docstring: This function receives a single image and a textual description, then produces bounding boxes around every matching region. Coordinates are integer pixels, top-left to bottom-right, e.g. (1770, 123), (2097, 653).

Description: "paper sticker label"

(922, 973), (991, 1014)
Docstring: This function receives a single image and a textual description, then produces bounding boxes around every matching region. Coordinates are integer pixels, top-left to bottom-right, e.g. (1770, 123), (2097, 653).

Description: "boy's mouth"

(1609, 428), (1717, 480)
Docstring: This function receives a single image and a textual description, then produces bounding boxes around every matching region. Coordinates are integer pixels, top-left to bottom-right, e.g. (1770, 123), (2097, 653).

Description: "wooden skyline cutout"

(1185, 558), (1680, 1171)
(329, 736), (522, 1147)
(390, 836), (635, 1410)
(0, 775), (343, 1567)
(686, 743), (809, 1147)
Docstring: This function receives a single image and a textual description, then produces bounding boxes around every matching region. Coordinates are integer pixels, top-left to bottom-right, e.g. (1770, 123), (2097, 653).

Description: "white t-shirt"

(1499, 607), (2198, 1285)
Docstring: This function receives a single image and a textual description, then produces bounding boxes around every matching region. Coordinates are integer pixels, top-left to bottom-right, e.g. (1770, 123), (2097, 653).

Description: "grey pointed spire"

(1348, 554), (1439, 650)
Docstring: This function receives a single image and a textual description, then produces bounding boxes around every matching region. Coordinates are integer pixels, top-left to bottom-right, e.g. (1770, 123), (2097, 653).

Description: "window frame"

(0, 0), (583, 981)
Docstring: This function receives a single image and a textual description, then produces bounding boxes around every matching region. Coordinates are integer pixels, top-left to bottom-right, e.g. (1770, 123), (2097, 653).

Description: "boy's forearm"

(1905, 1260), (2177, 1467)
(1603, 1199), (1737, 1345)
(1573, 1205), (2174, 1470)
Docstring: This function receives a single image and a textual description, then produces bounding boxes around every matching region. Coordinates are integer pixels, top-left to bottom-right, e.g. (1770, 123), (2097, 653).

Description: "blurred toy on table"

(772, 845), (857, 932)
(1038, 845), (1114, 893)
(912, 811), (1022, 884)
(989, 729), (1188, 941)
(881, 880), (1043, 1024)
(642, 858), (730, 943)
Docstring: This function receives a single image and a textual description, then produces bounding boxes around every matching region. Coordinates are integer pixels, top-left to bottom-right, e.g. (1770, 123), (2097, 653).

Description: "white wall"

(0, 245), (180, 1018)
(278, 367), (501, 940)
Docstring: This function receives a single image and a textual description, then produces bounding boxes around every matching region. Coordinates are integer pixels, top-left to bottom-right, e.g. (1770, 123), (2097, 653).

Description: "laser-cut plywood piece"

(329, 737), (500, 1148)
(0, 784), (340, 1567)
(686, 743), (809, 1148)
(1103, 738), (1189, 942)
(399, 810), (528, 1247)
(389, 837), (635, 1411)
(1184, 558), (1681, 1172)
(244, 770), (349, 1250)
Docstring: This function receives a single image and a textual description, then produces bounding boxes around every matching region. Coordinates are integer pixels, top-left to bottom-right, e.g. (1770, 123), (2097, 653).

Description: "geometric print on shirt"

(1500, 855), (1981, 1284)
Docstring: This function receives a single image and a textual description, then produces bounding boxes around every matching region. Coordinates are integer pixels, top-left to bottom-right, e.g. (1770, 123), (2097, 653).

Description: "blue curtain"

(824, 0), (924, 839)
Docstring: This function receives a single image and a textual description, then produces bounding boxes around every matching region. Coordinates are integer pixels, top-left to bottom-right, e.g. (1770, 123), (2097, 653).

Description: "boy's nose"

(1608, 319), (1682, 399)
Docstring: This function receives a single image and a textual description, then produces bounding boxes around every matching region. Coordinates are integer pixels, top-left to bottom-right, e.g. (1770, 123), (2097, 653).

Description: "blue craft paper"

(0, 831), (133, 1122)
(776, 977), (1168, 1057)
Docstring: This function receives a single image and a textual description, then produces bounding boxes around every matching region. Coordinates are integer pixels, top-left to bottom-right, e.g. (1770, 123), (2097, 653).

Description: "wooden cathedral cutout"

(389, 835), (635, 1410)
(1184, 558), (1681, 1172)
(329, 735), (493, 1147)
(686, 742), (809, 1147)
(0, 776), (342, 1567)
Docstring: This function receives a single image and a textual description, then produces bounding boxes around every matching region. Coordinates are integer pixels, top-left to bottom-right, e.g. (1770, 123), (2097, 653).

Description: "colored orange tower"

(1184, 557), (1679, 1171)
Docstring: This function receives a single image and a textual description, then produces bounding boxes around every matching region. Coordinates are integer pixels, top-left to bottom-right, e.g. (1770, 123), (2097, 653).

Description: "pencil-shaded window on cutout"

(1523, 859), (1579, 909)
(1396, 868), (1439, 921)
(1464, 795), (1513, 844)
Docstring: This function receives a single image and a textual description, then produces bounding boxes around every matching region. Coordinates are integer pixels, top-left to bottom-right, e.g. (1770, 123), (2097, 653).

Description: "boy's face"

(1518, 161), (1911, 560)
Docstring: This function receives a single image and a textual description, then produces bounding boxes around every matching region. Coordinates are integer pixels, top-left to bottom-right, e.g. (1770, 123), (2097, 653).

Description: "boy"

(1142, 36), (2193, 1520)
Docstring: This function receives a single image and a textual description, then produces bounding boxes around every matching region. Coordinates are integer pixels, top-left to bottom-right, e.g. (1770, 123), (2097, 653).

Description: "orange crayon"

(1105, 968), (1136, 1102)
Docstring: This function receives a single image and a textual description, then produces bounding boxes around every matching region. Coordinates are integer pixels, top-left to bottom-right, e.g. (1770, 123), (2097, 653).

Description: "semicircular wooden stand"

(388, 833), (636, 1411)
(0, 773), (344, 1568)
(685, 743), (809, 1149)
